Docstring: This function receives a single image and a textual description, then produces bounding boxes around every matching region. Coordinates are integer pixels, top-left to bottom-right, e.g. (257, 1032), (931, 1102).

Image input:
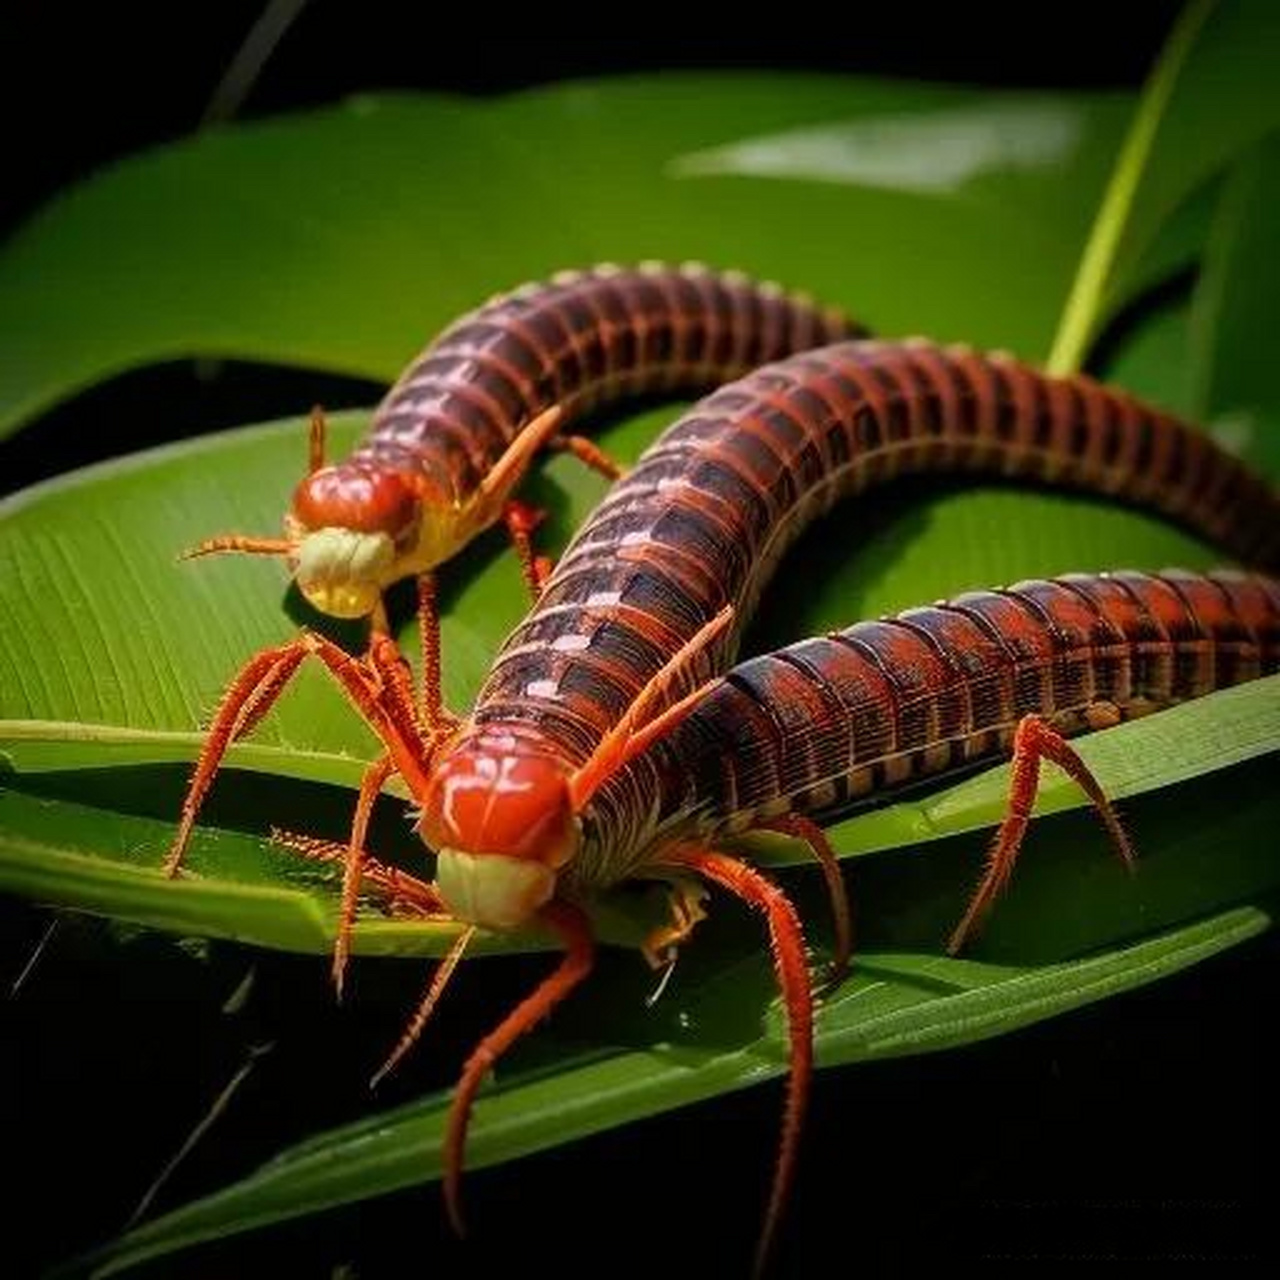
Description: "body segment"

(343, 263), (854, 510)
(439, 339), (1279, 894)
(193, 263), (862, 618)
(591, 569), (1280, 866)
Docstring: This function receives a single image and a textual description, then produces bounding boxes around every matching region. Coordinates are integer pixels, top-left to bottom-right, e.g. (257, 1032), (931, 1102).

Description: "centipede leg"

(331, 752), (398, 999)
(308, 404), (327, 474)
(947, 712), (1135, 955)
(444, 900), (595, 1237)
(415, 572), (444, 727)
(371, 924), (477, 1089)
(502, 499), (552, 602)
(640, 874), (710, 970)
(271, 827), (447, 917)
(661, 846), (812, 1279)
(228, 651), (307, 744)
(548, 432), (626, 481)
(166, 633), (432, 878)
(165, 643), (307, 877)
(569, 605), (734, 809)
(274, 823), (464, 1046)
(758, 813), (853, 987)
(411, 572), (461, 741)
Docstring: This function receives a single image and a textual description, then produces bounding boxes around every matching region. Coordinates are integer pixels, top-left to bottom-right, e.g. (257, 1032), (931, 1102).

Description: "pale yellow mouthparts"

(294, 527), (395, 619)
(436, 849), (556, 930)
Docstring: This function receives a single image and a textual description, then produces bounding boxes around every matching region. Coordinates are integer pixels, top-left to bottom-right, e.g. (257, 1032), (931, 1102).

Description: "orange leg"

(331, 753), (398, 999)
(364, 631), (431, 743)
(227, 649), (308, 744)
(308, 404), (327, 474)
(166, 643), (305, 876)
(947, 713), (1136, 956)
(661, 846), (812, 1280)
(759, 813), (853, 988)
(443, 900), (595, 1237)
(164, 632), (430, 878)
(412, 572), (462, 749)
(640, 874), (710, 970)
(416, 572), (445, 731)
(501, 499), (551, 601)
(327, 582), (456, 995)
(569, 604), (734, 810)
(270, 827), (447, 918)
(548, 433), (626, 481)
(370, 924), (477, 1089)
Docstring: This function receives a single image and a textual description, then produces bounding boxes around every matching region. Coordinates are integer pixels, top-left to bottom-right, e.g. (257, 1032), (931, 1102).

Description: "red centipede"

(184, 261), (861, 623)
(165, 338), (1280, 1274)
(598, 566), (1280, 947)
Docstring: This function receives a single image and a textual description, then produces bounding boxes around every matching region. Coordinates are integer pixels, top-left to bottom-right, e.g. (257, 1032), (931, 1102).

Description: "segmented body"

(446, 339), (1279, 888)
(591, 569), (1280, 862)
(180, 334), (1279, 1276)
(298, 263), (860, 517)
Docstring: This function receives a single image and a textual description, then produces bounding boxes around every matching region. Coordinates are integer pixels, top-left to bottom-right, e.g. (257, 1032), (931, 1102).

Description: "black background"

(2, 5), (1273, 1276)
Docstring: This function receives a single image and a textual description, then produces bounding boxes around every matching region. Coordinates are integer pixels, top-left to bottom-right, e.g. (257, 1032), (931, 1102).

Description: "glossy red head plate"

(291, 465), (419, 537)
(418, 732), (580, 931)
(420, 736), (578, 866)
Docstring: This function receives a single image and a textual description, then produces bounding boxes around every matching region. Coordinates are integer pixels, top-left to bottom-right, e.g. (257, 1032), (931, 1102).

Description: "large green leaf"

(1187, 132), (1280, 474)
(1050, 0), (1280, 371)
(80, 749), (1279, 1275)
(15, 12), (1278, 436)
(0, 77), (1141, 436)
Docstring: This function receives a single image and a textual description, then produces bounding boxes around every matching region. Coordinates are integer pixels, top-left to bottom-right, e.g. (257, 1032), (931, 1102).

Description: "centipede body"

(452, 339), (1279, 892)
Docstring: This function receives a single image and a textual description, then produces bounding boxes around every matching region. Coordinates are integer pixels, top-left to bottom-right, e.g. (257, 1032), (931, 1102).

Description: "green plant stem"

(1047, 0), (1216, 375)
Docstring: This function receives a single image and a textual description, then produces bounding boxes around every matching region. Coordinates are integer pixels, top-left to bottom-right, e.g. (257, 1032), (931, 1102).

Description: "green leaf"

(1097, 296), (1198, 414)
(1188, 133), (1280, 474)
(81, 759), (1279, 1277)
(0, 783), (663, 960)
(1049, 0), (1217, 373)
(1049, 0), (1280, 372)
(0, 78), (1142, 436)
(1107, 171), (1220, 314)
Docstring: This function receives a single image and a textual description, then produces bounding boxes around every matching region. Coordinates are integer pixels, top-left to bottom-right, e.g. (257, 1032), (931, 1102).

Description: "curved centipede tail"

(443, 901), (595, 1237)
(663, 847), (814, 1279)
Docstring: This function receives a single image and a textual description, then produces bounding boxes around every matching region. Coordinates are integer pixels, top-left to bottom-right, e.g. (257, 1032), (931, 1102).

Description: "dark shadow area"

(1090, 266), (1200, 382)
(3, 7), (1183, 238)
(5, 892), (1270, 1278)
(0, 359), (383, 499)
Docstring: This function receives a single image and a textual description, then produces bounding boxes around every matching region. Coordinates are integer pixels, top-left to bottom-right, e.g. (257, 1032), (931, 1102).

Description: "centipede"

(184, 261), (862, 623)
(165, 337), (1280, 1274)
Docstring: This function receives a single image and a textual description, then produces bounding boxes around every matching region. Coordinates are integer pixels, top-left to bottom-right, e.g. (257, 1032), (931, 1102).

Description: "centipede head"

(417, 727), (580, 931)
(285, 465), (422, 618)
